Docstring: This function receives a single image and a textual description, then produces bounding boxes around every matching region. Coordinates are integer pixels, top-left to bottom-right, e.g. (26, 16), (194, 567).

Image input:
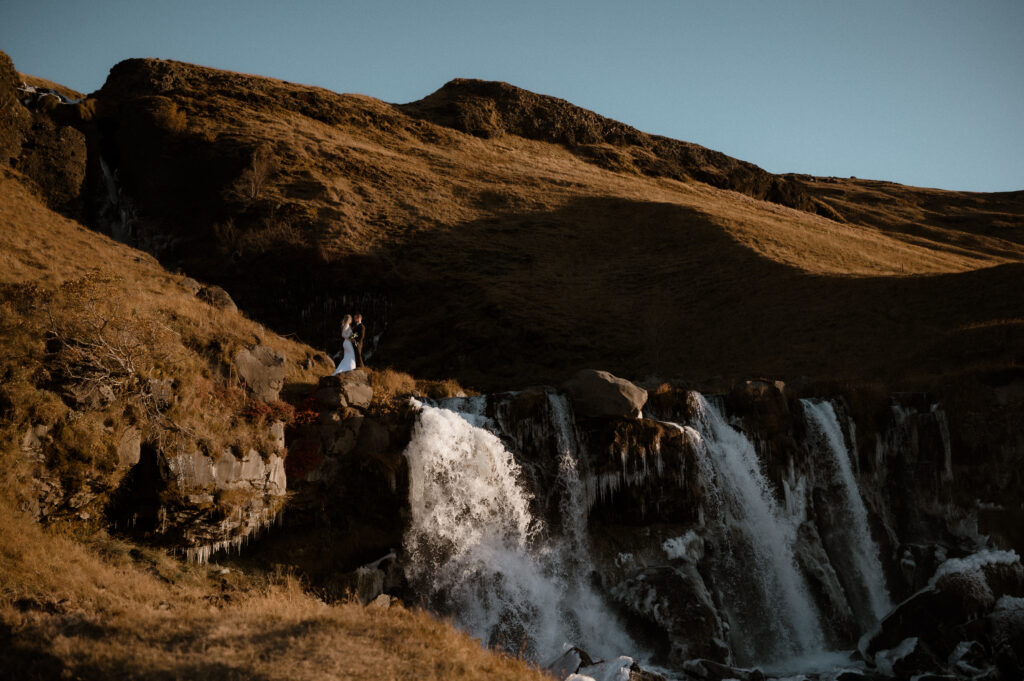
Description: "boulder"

(117, 427), (141, 467)
(179, 277), (202, 295)
(563, 369), (647, 419)
(316, 370), (373, 409)
(233, 344), (286, 402)
(681, 659), (764, 681)
(197, 285), (237, 312)
(315, 376), (348, 409)
(613, 565), (729, 664)
(860, 551), (1024, 675)
(873, 637), (942, 678)
(988, 597), (1024, 680)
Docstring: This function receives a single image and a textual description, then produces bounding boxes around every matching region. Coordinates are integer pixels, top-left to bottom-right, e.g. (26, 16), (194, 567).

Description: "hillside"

(0, 160), (547, 680)
(9, 56), (1007, 390)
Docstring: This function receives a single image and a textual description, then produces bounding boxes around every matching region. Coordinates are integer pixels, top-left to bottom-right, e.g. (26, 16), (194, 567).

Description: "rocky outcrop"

(564, 369), (648, 420)
(0, 51), (32, 167)
(0, 50), (86, 215)
(315, 370), (373, 409)
(233, 344), (286, 402)
(198, 285), (238, 312)
(860, 551), (1024, 679)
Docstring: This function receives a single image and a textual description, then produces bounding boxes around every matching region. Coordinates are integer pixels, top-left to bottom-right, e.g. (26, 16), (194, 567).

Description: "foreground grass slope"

(0, 499), (548, 681)
(77, 58), (1024, 387)
(0, 167), (547, 680)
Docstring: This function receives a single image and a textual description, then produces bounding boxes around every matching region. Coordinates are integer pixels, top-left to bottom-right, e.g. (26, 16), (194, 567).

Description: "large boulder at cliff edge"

(563, 369), (647, 419)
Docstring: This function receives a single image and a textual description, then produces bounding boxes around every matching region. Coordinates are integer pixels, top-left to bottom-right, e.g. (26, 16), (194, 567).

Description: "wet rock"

(564, 369), (647, 419)
(197, 285), (237, 311)
(874, 637), (942, 678)
(681, 658), (765, 681)
(574, 656), (658, 681)
(613, 565), (728, 664)
(233, 344), (286, 402)
(988, 597), (1024, 680)
(546, 646), (594, 679)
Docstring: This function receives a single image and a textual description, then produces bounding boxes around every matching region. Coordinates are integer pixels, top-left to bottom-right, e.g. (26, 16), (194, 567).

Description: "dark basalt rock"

(861, 554), (1024, 677)
(0, 51), (32, 166)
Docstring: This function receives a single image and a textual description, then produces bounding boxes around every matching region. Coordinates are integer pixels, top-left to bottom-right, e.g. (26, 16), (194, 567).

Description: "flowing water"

(402, 398), (635, 663)
(399, 391), (939, 676)
(689, 394), (826, 664)
(801, 399), (891, 623)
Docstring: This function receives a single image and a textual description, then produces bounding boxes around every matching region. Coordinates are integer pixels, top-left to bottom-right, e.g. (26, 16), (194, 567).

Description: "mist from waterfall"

(690, 394), (826, 664)
(402, 399), (636, 664)
(801, 399), (891, 623)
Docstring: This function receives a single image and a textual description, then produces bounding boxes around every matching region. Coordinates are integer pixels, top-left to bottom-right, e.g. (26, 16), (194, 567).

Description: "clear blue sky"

(2, 0), (1022, 191)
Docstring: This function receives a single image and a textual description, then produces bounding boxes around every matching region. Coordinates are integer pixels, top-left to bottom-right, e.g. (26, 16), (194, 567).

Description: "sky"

(2, 0), (1022, 192)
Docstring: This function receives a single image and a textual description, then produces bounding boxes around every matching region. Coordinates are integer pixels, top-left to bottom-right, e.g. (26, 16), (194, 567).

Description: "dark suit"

(351, 322), (365, 367)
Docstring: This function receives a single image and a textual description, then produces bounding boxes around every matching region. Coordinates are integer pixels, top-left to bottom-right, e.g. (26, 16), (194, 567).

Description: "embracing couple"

(331, 313), (365, 375)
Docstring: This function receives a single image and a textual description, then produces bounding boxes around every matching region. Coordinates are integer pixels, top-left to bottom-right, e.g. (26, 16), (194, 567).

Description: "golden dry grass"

(0, 166), (549, 680)
(0, 498), (551, 681)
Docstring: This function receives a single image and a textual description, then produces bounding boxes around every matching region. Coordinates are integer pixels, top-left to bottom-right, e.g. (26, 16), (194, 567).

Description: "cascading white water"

(690, 394), (826, 664)
(402, 399), (635, 664)
(801, 399), (891, 622)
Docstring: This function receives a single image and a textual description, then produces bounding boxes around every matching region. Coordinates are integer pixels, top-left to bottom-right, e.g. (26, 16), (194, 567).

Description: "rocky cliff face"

(312, 371), (1021, 678)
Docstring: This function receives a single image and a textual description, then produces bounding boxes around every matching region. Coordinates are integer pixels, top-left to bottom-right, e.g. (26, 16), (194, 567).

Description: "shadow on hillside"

(358, 195), (1024, 388)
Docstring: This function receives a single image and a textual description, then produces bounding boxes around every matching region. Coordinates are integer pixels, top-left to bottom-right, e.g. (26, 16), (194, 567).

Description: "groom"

(351, 313), (366, 367)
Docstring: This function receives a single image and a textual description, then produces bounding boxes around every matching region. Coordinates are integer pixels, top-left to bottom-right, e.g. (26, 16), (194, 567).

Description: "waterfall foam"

(801, 399), (891, 622)
(690, 394), (826, 664)
(402, 399), (635, 663)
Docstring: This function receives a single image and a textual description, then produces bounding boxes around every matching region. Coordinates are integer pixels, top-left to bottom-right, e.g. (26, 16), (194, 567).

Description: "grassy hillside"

(65, 58), (1023, 389)
(0, 165), (546, 680)
(0, 496), (548, 681)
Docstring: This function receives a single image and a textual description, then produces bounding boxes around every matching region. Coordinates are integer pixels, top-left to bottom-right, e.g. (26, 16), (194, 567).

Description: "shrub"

(233, 144), (277, 202)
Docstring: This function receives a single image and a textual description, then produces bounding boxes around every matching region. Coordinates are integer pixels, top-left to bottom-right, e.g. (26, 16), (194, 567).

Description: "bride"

(331, 314), (357, 375)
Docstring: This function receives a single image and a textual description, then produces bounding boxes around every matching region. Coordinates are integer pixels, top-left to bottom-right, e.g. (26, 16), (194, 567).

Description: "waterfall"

(801, 399), (891, 624)
(690, 394), (826, 665)
(402, 399), (635, 664)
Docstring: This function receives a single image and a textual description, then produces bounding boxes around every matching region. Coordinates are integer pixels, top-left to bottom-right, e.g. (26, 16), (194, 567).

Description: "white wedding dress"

(332, 324), (357, 375)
